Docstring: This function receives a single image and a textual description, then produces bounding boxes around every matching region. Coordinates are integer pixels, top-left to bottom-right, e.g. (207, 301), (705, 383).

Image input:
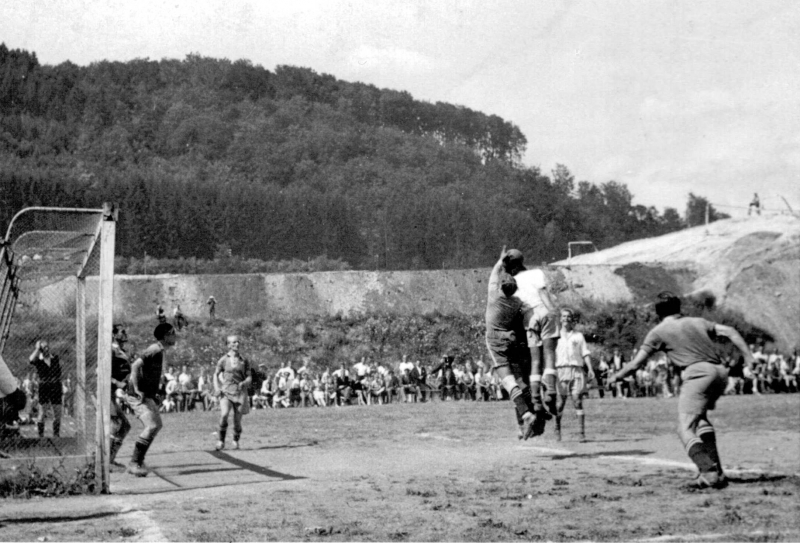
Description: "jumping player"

(485, 247), (545, 440)
(214, 335), (252, 451)
(109, 325), (132, 470)
(554, 308), (595, 442)
(511, 255), (560, 417)
(607, 292), (755, 489)
(126, 322), (177, 477)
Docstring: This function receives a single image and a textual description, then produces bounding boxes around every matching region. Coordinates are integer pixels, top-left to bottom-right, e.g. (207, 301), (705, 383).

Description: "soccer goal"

(0, 204), (116, 494)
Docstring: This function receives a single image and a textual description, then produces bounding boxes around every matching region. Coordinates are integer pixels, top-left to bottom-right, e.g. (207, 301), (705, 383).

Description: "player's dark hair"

(654, 291), (681, 320)
(112, 324), (124, 335)
(154, 322), (175, 340)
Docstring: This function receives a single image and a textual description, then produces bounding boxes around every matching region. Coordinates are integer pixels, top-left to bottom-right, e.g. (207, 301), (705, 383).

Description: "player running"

(554, 308), (595, 442)
(126, 322), (178, 477)
(485, 247), (546, 440)
(214, 335), (252, 451)
(607, 292), (755, 489)
(511, 255), (560, 418)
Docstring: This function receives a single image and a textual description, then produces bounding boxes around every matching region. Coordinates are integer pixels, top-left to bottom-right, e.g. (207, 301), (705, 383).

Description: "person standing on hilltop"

(748, 193), (761, 216)
(207, 296), (216, 320)
(608, 292), (755, 489)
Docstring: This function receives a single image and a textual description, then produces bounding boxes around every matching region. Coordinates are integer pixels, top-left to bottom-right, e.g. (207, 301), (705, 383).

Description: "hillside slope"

(554, 214), (800, 351)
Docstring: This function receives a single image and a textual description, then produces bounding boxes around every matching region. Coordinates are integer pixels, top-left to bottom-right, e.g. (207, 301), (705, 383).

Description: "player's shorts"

(221, 391), (251, 415)
(678, 362), (728, 417)
(556, 366), (586, 397)
(523, 306), (559, 346)
(485, 330), (529, 373)
(124, 394), (162, 428)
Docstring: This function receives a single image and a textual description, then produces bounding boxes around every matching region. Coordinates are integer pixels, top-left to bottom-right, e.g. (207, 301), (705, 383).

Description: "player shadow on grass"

(549, 449), (654, 460)
(726, 473), (792, 485)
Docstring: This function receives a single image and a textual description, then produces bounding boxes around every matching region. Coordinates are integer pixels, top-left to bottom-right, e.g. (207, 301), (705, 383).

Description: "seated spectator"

(273, 374), (290, 408)
(255, 373), (274, 409)
(458, 364), (476, 401)
(299, 372), (313, 407)
(197, 368), (217, 410)
(385, 370), (401, 404)
(368, 374), (386, 405)
(289, 374), (303, 407)
(312, 374), (326, 407)
(163, 377), (181, 412)
(178, 365), (198, 411)
(475, 363), (492, 402)
(325, 373), (340, 406)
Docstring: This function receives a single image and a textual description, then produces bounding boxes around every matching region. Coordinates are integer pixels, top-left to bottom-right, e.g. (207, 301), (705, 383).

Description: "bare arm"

(540, 287), (557, 314)
(583, 355), (595, 382)
(608, 349), (650, 385)
(29, 341), (41, 363)
(129, 359), (144, 398)
(715, 324), (756, 370)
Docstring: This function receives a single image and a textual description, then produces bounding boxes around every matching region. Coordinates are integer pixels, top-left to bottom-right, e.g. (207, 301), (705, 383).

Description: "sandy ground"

(1, 394), (798, 541)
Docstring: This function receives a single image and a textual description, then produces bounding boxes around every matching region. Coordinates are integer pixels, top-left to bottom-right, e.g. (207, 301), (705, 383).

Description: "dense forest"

(0, 44), (727, 271)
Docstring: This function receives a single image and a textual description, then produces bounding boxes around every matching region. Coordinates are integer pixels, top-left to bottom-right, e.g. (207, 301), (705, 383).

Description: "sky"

(2, 0), (798, 215)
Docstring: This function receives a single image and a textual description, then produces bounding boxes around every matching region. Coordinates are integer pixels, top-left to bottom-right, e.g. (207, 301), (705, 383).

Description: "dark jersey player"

(126, 322), (177, 477)
(485, 247), (547, 439)
(608, 292), (755, 489)
(109, 325), (132, 470)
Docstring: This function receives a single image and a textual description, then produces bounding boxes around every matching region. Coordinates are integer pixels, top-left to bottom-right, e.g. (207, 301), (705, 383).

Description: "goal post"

(0, 204), (116, 494)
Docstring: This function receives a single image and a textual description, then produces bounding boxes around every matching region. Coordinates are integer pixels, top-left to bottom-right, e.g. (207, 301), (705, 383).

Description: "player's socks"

(686, 438), (716, 474)
(577, 410), (586, 442)
(554, 416), (562, 441)
(37, 422), (44, 437)
(529, 376), (543, 411)
(543, 370), (558, 416)
(697, 426), (722, 475)
(131, 436), (153, 466)
(109, 437), (124, 463)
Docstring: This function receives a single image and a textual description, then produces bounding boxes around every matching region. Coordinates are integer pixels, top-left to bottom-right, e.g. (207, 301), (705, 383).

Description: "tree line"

(0, 44), (725, 271)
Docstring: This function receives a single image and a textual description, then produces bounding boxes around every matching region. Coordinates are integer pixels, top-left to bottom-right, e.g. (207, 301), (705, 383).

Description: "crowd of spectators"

(14, 345), (800, 422)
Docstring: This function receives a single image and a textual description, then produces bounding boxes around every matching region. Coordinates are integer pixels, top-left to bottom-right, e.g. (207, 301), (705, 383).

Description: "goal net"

(0, 205), (116, 493)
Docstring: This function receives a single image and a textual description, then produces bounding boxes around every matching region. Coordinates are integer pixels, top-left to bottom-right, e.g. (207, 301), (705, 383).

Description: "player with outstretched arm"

(607, 292), (755, 489)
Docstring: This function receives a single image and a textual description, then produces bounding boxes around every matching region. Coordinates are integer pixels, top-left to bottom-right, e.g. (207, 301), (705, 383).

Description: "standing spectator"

(414, 359), (428, 402)
(595, 355), (610, 399)
(725, 352), (745, 395)
(325, 372), (339, 406)
(748, 193), (761, 216)
(475, 363), (493, 401)
(173, 305), (187, 330)
(29, 340), (62, 438)
(610, 347), (628, 398)
(401, 367), (417, 403)
(207, 296), (217, 320)
(398, 354), (414, 375)
(608, 292), (755, 489)
(214, 335), (252, 450)
(458, 364), (476, 401)
(156, 304), (167, 324)
(126, 322), (178, 477)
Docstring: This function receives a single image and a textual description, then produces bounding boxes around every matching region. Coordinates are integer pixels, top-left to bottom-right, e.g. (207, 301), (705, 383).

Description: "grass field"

(1, 393), (798, 542)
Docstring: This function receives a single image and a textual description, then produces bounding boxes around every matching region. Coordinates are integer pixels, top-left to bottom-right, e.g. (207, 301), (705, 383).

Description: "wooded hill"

(1, 44), (715, 271)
